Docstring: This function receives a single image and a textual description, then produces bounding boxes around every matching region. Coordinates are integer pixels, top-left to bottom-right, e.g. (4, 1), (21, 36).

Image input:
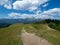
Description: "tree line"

(46, 19), (60, 31)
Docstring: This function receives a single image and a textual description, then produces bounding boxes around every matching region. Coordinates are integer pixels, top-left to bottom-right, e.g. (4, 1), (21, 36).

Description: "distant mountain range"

(0, 18), (43, 24)
(0, 18), (43, 28)
(0, 18), (60, 28)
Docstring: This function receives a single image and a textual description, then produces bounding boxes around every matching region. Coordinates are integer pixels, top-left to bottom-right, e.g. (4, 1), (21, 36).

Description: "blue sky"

(0, 0), (60, 19)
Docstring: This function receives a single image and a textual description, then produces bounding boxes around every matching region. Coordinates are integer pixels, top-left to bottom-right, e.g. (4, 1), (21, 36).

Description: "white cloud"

(13, 0), (48, 11)
(4, 4), (12, 9)
(9, 13), (20, 17)
(4, 0), (12, 9)
(8, 8), (60, 20)
(42, 8), (60, 16)
(40, 8), (60, 19)
(0, 0), (12, 9)
(8, 12), (35, 19)
(43, 3), (48, 7)
(8, 12), (50, 19)
(0, 0), (8, 5)
(4, 1), (12, 9)
(0, 0), (49, 10)
(35, 10), (42, 14)
(29, 6), (38, 12)
(35, 8), (60, 19)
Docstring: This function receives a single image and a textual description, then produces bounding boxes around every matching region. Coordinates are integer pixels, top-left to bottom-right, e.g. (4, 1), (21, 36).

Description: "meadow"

(0, 21), (60, 45)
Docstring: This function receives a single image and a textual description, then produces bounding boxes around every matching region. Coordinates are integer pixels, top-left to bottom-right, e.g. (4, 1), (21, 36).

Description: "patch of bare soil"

(21, 30), (52, 45)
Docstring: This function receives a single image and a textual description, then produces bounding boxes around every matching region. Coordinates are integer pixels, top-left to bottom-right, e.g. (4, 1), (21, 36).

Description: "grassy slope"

(0, 24), (23, 45)
(0, 23), (60, 45)
(25, 23), (60, 45)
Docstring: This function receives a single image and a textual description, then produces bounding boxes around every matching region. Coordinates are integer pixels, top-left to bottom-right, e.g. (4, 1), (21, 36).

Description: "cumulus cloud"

(0, 0), (8, 5)
(1, 0), (60, 20)
(33, 8), (60, 20)
(8, 12), (49, 19)
(9, 12), (36, 19)
(0, 0), (49, 11)
(40, 8), (60, 19)
(42, 8), (60, 16)
(4, 0), (12, 9)
(13, 0), (48, 11)
(8, 8), (60, 20)
(9, 12), (20, 17)
(0, 0), (12, 9)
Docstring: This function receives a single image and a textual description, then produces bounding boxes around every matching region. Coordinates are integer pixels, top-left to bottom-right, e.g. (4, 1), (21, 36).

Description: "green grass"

(0, 23), (60, 45)
(0, 24), (23, 45)
(24, 23), (60, 45)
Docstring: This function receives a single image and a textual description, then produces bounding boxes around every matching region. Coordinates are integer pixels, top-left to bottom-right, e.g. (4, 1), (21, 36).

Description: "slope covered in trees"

(46, 19), (60, 31)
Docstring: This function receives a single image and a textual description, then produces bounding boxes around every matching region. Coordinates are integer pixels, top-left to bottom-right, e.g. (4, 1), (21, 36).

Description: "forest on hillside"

(46, 19), (60, 31)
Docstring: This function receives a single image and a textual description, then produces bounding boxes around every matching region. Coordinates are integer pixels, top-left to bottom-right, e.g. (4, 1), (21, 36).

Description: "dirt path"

(21, 29), (52, 45)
